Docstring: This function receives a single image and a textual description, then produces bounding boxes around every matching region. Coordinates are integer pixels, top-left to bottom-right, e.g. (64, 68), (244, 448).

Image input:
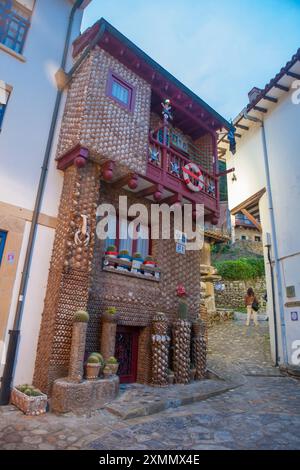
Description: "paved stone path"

(0, 320), (299, 450)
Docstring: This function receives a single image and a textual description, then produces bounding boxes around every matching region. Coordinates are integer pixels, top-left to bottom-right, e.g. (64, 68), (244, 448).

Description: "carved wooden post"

(68, 310), (89, 382)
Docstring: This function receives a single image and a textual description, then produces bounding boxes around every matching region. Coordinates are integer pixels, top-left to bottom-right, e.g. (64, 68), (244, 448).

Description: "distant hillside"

(211, 242), (264, 264)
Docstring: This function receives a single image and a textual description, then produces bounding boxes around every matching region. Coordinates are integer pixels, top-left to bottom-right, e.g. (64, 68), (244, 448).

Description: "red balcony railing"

(148, 130), (217, 200)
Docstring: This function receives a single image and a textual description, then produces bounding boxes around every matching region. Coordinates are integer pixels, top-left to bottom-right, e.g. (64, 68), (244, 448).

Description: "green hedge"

(213, 258), (265, 280)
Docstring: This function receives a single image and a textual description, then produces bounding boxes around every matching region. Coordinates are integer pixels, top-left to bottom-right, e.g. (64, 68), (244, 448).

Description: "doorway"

(115, 326), (139, 383)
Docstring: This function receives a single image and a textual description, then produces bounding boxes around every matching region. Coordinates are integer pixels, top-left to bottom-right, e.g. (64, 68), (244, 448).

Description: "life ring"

(182, 163), (204, 192)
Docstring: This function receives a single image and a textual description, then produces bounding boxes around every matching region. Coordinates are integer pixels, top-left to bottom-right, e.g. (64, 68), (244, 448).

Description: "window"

(0, 230), (7, 265)
(104, 216), (151, 259)
(0, 80), (11, 129)
(0, 1), (32, 54)
(241, 235), (247, 240)
(106, 71), (135, 111)
(255, 236), (261, 242)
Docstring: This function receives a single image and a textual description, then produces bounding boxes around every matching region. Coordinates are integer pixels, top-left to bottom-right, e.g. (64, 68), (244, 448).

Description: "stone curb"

(104, 380), (240, 420)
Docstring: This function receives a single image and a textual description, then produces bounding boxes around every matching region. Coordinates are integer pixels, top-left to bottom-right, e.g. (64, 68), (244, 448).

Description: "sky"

(82, 0), (300, 120)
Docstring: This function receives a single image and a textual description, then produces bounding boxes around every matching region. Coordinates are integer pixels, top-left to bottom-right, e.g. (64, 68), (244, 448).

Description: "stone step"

(104, 379), (239, 420)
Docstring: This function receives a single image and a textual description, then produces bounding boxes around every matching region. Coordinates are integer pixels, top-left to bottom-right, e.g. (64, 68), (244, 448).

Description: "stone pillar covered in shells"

(68, 310), (89, 382)
(33, 158), (100, 394)
(151, 312), (170, 387)
(172, 318), (191, 384)
(191, 319), (207, 380)
(100, 311), (119, 361)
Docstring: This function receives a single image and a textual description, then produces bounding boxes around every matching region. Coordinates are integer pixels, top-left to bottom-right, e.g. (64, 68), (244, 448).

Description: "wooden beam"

(236, 124), (249, 131)
(287, 71), (300, 80)
(241, 208), (262, 232)
(111, 173), (137, 190)
(264, 95), (278, 103)
(254, 105), (268, 113)
(160, 193), (183, 205)
(274, 83), (289, 92)
(231, 188), (266, 215)
(136, 184), (159, 198)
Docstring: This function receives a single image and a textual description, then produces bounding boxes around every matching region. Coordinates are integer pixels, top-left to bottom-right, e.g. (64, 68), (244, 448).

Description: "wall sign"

(291, 311), (299, 322)
(176, 243), (186, 255)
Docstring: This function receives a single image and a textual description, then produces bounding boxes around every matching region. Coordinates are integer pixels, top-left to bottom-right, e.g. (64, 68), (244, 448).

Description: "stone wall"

(233, 239), (263, 256)
(215, 278), (266, 310)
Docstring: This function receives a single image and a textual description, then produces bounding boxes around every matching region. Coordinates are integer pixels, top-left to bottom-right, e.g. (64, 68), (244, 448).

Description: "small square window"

(106, 71), (135, 112)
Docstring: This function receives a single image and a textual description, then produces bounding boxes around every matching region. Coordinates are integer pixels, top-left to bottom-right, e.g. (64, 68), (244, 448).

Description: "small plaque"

(176, 243), (186, 255)
(291, 311), (299, 322)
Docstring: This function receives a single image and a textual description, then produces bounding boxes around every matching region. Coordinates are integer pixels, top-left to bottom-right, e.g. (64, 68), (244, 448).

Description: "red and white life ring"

(182, 163), (204, 192)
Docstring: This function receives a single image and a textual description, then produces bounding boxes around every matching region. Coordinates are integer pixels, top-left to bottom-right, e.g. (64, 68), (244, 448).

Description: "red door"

(115, 326), (139, 383)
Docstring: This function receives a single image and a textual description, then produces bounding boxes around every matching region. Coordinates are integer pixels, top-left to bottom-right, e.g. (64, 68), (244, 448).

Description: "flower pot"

(11, 388), (47, 416)
(103, 366), (112, 378)
(85, 363), (101, 380)
(105, 251), (118, 258)
(131, 258), (143, 273)
(117, 254), (132, 270)
(108, 363), (119, 375)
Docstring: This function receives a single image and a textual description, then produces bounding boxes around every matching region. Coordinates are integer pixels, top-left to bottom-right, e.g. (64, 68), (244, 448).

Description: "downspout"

(267, 243), (279, 366)
(243, 112), (288, 365)
(0, 0), (85, 406)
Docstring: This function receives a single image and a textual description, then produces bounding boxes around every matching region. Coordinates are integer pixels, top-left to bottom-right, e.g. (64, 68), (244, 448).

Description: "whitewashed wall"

(226, 88), (300, 366)
(0, 0), (85, 385)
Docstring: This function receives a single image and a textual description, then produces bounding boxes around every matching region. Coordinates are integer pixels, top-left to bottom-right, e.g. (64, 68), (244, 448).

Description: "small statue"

(74, 214), (90, 247)
(161, 98), (173, 121)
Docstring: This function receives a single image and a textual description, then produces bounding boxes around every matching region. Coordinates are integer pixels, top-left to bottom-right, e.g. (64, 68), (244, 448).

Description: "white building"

(222, 49), (300, 369)
(0, 0), (91, 398)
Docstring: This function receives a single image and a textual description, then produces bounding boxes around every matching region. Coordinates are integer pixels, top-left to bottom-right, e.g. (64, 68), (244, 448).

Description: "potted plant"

(85, 355), (101, 380)
(106, 356), (119, 375)
(167, 369), (175, 385)
(89, 352), (105, 376)
(105, 244), (118, 258)
(117, 249), (131, 270)
(11, 384), (47, 416)
(102, 306), (119, 323)
(131, 252), (144, 273)
(142, 255), (156, 276)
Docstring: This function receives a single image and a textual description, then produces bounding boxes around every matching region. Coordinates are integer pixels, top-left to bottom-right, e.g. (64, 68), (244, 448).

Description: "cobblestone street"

(0, 320), (299, 450)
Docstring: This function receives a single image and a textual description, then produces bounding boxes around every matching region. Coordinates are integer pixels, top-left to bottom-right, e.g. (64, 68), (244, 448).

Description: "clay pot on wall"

(85, 356), (101, 380)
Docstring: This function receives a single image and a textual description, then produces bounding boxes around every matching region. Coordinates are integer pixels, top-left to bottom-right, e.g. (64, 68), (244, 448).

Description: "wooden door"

(115, 326), (139, 383)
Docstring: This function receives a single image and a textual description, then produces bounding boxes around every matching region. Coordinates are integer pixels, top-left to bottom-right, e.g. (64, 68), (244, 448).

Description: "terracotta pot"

(11, 388), (47, 416)
(85, 363), (100, 380)
(108, 363), (119, 375)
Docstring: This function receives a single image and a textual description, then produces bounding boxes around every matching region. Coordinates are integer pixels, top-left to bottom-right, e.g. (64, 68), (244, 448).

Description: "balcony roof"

(73, 18), (231, 138)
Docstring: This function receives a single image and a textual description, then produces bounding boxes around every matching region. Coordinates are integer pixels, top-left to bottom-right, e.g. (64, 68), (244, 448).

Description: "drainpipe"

(243, 112), (288, 365)
(266, 240), (279, 366)
(0, 0), (85, 406)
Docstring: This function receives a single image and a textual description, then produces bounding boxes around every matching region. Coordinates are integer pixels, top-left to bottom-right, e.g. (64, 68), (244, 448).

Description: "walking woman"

(244, 287), (259, 326)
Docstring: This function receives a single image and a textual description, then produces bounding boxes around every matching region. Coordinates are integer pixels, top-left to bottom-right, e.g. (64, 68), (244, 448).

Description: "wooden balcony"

(143, 126), (219, 220)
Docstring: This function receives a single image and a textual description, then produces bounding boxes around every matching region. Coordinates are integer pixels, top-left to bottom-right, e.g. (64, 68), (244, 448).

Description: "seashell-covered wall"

(57, 47), (151, 176)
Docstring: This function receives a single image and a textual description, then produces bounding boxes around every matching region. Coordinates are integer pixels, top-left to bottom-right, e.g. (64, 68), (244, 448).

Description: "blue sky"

(82, 0), (300, 120)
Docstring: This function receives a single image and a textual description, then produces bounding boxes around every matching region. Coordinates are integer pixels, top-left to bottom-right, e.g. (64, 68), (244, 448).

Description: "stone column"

(34, 158), (100, 394)
(68, 310), (89, 382)
(100, 312), (119, 361)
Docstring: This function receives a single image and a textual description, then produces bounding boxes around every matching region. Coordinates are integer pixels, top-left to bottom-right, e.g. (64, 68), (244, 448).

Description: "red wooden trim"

(56, 144), (89, 170)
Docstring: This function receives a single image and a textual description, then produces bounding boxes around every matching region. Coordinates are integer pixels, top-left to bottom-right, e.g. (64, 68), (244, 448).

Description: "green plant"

(87, 355), (100, 364)
(74, 309), (89, 323)
(90, 352), (104, 364)
(119, 249), (129, 256)
(106, 244), (117, 252)
(214, 258), (265, 281)
(106, 306), (117, 315)
(133, 252), (142, 259)
(107, 356), (118, 364)
(178, 300), (188, 320)
(145, 255), (154, 261)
